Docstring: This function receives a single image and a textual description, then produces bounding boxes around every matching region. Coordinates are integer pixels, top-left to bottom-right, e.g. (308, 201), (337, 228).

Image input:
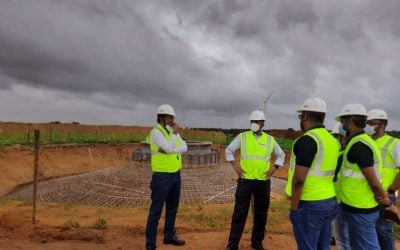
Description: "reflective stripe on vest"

(375, 135), (399, 190)
(380, 136), (398, 169)
(149, 124), (182, 173)
(239, 131), (274, 180)
(341, 137), (382, 180)
(285, 128), (339, 201)
(338, 133), (383, 209)
(288, 131), (336, 177)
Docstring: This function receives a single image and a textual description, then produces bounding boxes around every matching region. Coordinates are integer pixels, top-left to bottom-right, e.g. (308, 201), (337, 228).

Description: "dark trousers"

(145, 171), (181, 248)
(228, 178), (271, 247)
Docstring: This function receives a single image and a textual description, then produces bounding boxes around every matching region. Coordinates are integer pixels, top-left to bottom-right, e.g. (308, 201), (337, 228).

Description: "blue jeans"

(145, 172), (181, 248)
(343, 209), (380, 250)
(376, 194), (396, 250)
(289, 197), (338, 250)
(332, 204), (350, 250)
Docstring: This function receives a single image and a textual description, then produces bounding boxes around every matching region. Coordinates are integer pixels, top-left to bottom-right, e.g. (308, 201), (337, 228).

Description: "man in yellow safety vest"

(145, 104), (187, 250)
(225, 110), (285, 250)
(285, 97), (340, 250)
(367, 109), (400, 250)
(335, 103), (392, 249)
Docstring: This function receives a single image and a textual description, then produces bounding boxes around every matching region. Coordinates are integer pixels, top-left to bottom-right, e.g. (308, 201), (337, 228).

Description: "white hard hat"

(157, 104), (176, 117)
(367, 109), (388, 121)
(331, 122), (341, 134)
(249, 110), (266, 121)
(297, 98), (327, 113)
(335, 103), (367, 121)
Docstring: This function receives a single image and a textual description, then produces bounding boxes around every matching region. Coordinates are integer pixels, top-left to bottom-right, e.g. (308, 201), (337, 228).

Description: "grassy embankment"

(0, 130), (293, 150)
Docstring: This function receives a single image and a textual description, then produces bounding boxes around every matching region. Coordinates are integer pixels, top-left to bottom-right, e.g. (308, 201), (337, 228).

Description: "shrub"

(93, 218), (107, 230)
(63, 218), (80, 230)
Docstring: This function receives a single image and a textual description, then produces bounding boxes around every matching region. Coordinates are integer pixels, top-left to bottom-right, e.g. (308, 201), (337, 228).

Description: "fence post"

(27, 129), (30, 145)
(32, 129), (40, 224)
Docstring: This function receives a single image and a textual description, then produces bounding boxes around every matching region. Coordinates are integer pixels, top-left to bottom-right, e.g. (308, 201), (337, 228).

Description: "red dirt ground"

(0, 201), (296, 250)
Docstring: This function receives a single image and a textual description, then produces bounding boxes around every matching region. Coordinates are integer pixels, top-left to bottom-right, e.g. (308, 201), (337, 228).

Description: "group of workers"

(144, 100), (400, 250)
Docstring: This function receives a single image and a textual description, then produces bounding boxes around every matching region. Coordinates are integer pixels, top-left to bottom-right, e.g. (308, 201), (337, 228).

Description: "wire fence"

(0, 130), (227, 147)
(0, 130), (146, 147)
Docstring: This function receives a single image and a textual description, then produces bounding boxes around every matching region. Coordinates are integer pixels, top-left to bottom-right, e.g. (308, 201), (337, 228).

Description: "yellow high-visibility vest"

(374, 134), (399, 190)
(239, 131), (275, 180)
(338, 133), (383, 209)
(149, 124), (182, 173)
(333, 150), (344, 202)
(285, 128), (339, 200)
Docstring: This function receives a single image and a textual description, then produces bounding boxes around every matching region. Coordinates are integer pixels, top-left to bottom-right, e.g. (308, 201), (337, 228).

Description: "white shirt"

(392, 140), (400, 167)
(150, 126), (187, 154)
(225, 132), (285, 166)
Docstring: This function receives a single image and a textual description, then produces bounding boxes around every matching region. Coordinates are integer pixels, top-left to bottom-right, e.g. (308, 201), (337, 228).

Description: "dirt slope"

(0, 144), (143, 195)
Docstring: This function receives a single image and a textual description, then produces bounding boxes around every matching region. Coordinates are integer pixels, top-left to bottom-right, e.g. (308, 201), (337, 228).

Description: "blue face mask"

(339, 124), (346, 137)
(365, 125), (377, 135)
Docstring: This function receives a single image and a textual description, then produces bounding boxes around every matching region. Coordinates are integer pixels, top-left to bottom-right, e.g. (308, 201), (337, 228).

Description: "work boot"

(163, 236), (185, 246)
(225, 243), (239, 250)
(251, 242), (265, 250)
(145, 245), (156, 250)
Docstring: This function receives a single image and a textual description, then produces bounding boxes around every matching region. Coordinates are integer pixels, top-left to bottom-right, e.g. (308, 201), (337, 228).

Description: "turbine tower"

(263, 91), (273, 115)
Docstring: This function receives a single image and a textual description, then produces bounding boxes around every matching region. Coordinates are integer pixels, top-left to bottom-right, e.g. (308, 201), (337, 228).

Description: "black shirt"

(293, 126), (325, 167)
(293, 135), (317, 168)
(341, 131), (378, 213)
(346, 131), (374, 169)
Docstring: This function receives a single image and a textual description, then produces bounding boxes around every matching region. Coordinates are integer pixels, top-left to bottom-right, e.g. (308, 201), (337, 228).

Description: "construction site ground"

(0, 123), (399, 249)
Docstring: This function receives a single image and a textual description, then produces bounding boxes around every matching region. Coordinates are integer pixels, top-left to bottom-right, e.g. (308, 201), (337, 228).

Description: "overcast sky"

(1, 0), (399, 130)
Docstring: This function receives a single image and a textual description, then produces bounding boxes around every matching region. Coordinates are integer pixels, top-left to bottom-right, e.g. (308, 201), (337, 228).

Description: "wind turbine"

(263, 91), (274, 115)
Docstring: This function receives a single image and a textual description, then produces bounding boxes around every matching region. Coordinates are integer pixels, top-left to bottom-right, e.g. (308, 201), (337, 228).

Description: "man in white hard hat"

(367, 109), (400, 250)
(145, 104), (187, 250)
(330, 122), (350, 250)
(335, 103), (393, 249)
(285, 97), (340, 250)
(225, 110), (285, 250)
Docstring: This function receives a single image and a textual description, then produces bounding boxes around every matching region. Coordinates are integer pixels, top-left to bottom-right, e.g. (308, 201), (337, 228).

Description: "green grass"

(181, 132), (226, 144)
(0, 130), (226, 147)
(178, 203), (233, 229)
(275, 138), (294, 151)
(63, 217), (80, 230)
(93, 218), (108, 230)
(2, 130), (296, 148)
(225, 134), (236, 144)
(178, 199), (290, 231)
(0, 131), (148, 147)
(0, 198), (12, 208)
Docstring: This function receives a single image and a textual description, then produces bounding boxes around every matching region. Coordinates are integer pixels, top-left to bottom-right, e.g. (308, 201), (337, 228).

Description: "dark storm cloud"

(0, 0), (400, 129)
